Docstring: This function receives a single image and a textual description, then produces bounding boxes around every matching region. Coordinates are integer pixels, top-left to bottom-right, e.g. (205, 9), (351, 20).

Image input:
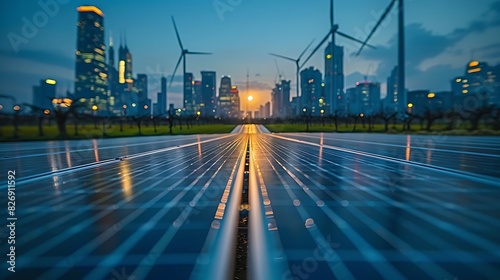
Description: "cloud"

(0, 49), (74, 69)
(354, 0), (500, 92)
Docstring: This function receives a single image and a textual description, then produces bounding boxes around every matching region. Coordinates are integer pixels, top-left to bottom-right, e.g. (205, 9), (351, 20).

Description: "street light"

(92, 105), (98, 111)
(13, 105), (21, 111)
(43, 109), (51, 115)
(143, 104), (149, 110)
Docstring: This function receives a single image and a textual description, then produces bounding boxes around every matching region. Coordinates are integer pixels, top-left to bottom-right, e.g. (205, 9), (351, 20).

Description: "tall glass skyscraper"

(74, 6), (108, 113)
(324, 43), (344, 114)
(201, 71), (216, 117)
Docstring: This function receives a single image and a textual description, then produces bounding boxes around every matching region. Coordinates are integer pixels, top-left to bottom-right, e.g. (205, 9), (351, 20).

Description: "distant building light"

(427, 93), (435, 98)
(118, 60), (125, 83)
(45, 79), (56, 85)
(77, 6), (104, 17)
(462, 90), (468, 94)
(469, 60), (479, 67)
(468, 68), (481, 74)
(455, 78), (462, 83)
(326, 54), (332, 59)
(407, 103), (413, 108)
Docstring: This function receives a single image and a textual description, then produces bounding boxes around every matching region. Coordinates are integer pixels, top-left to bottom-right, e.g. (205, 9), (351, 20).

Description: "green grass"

(0, 123), (237, 142)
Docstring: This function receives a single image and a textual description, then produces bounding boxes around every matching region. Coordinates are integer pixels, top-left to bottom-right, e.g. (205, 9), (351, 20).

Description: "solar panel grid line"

(269, 134), (500, 187)
(13, 137), (242, 278)
(83, 136), (245, 280)
(268, 138), (500, 229)
(253, 137), (356, 279)
(285, 133), (500, 156)
(282, 133), (500, 179)
(268, 136), (500, 247)
(0, 135), (215, 157)
(192, 134), (247, 280)
(272, 140), (497, 258)
(262, 134), (495, 275)
(10, 134), (237, 186)
(15, 139), (227, 228)
(261, 138), (459, 278)
(17, 139), (231, 263)
(248, 134), (286, 280)
(256, 137), (408, 280)
(37, 139), (242, 279)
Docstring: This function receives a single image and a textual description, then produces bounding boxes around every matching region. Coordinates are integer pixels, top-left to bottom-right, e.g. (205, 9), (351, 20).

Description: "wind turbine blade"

(186, 51), (212, 55)
(269, 53), (295, 62)
(300, 30), (332, 69)
(336, 31), (377, 49)
(169, 54), (183, 87)
(356, 0), (396, 56)
(171, 16), (184, 50)
(298, 38), (316, 61)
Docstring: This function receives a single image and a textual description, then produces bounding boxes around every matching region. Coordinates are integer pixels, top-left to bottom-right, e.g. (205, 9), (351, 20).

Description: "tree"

(52, 100), (83, 137)
(467, 105), (495, 131)
(378, 111), (397, 132)
(422, 108), (443, 131)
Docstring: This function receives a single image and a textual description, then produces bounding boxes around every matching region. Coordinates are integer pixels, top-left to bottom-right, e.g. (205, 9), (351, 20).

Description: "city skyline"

(1, 0), (499, 112)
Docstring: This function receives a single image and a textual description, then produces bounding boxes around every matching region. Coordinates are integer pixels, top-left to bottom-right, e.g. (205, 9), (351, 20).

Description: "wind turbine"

(170, 16), (212, 110)
(269, 39), (315, 101)
(356, 0), (405, 113)
(300, 0), (376, 114)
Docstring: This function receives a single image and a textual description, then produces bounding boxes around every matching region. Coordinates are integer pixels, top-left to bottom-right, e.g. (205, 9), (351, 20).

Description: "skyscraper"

(193, 80), (202, 114)
(201, 71), (217, 117)
(33, 79), (57, 110)
(107, 33), (120, 115)
(184, 72), (194, 113)
(136, 74), (148, 115)
(451, 60), (500, 106)
(271, 80), (291, 118)
(230, 85), (241, 118)
(324, 43), (344, 114)
(386, 66), (400, 113)
(300, 67), (323, 116)
(156, 76), (167, 116)
(74, 6), (108, 113)
(218, 75), (233, 118)
(346, 80), (381, 115)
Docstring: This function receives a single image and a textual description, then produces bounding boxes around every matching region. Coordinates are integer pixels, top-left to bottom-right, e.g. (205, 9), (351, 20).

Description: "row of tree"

(265, 105), (500, 132)
(0, 101), (236, 139)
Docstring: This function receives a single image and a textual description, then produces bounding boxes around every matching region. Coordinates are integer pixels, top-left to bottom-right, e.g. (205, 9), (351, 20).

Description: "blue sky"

(1, 0), (499, 111)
